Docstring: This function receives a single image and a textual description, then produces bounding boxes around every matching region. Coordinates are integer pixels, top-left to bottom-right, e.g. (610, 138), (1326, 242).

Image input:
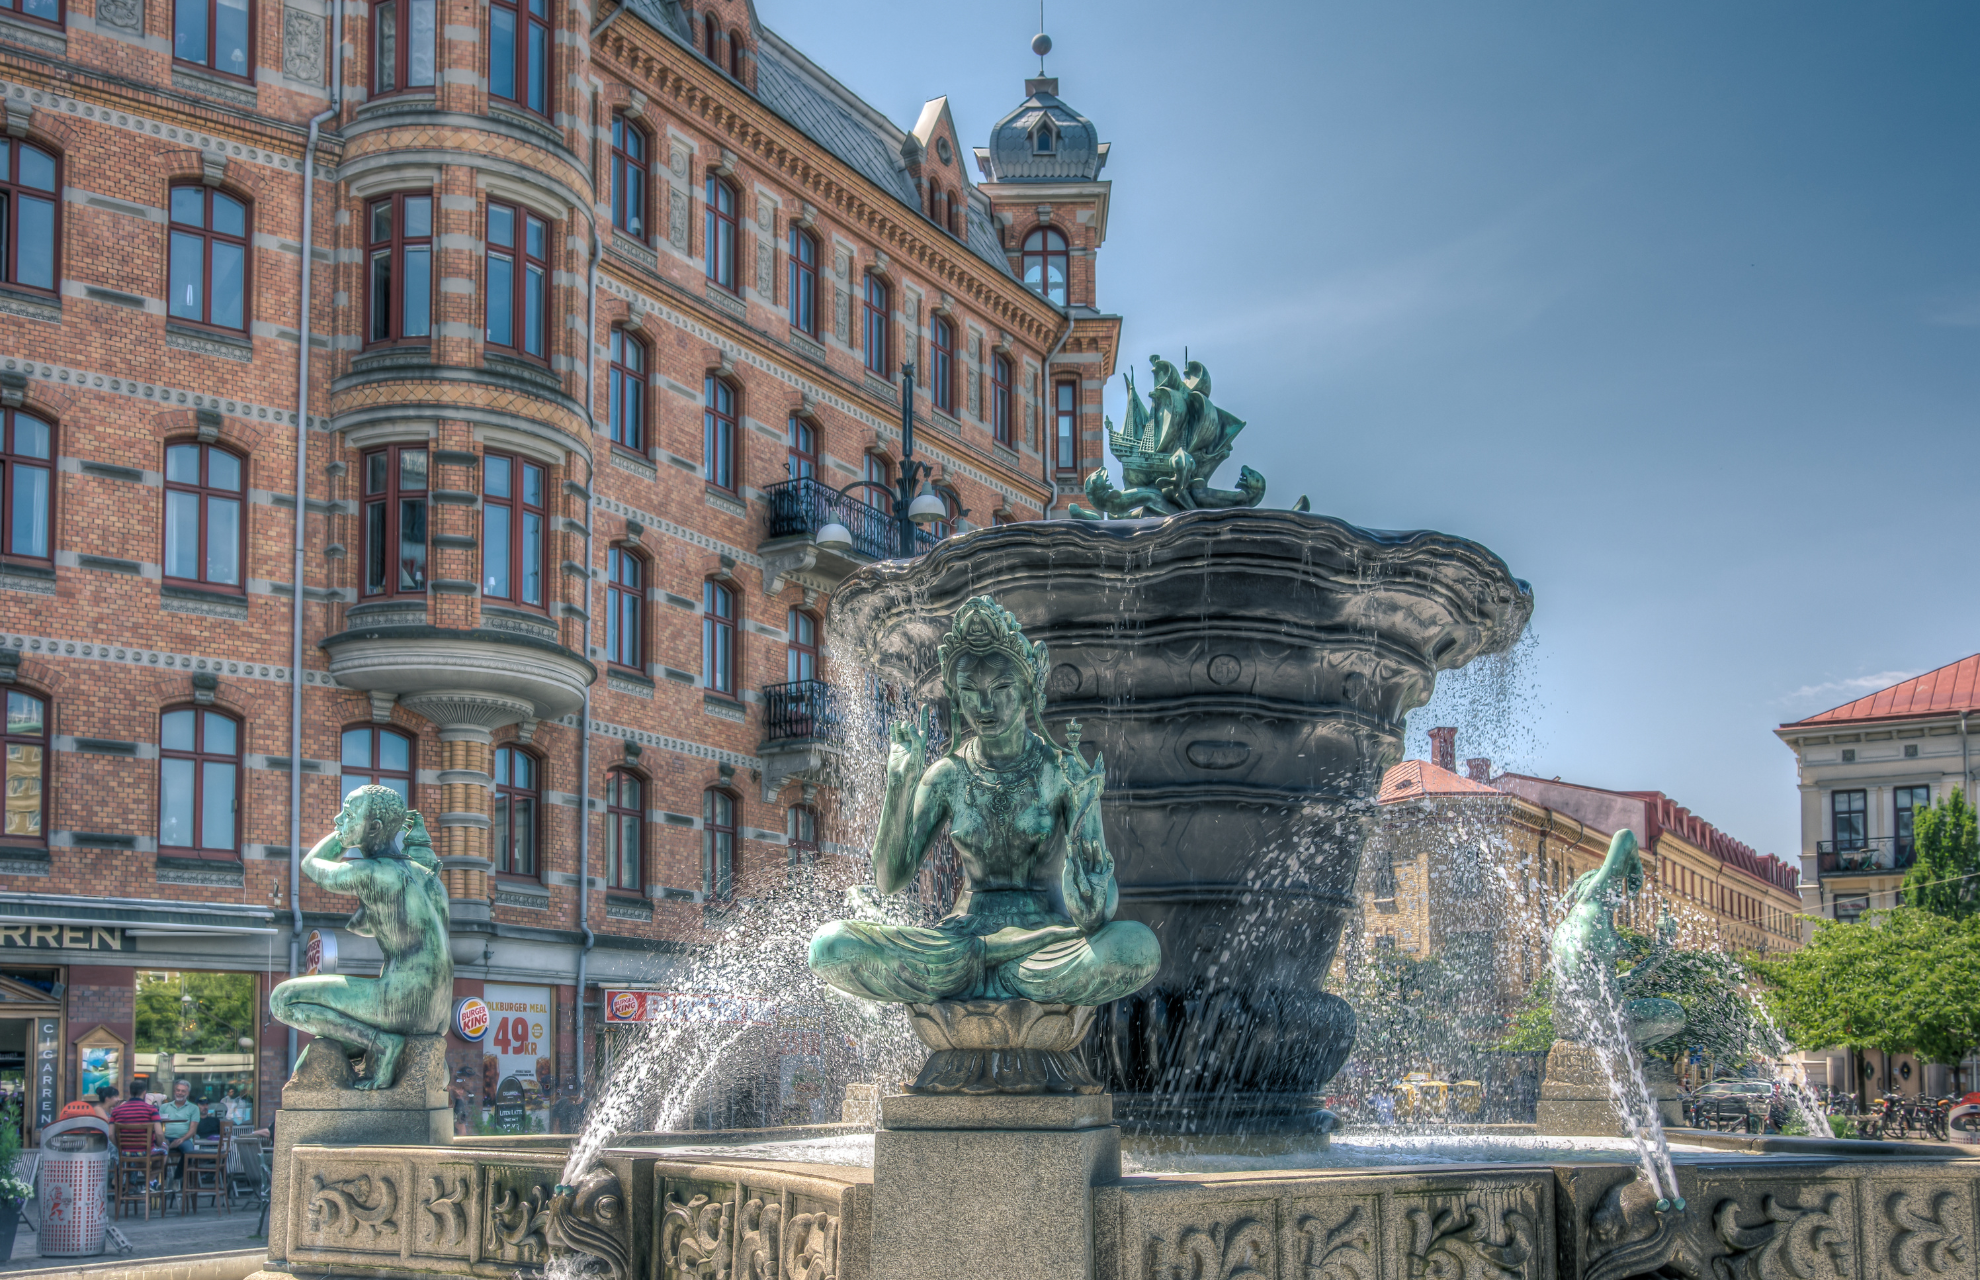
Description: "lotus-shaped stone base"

(905, 1000), (1102, 1096)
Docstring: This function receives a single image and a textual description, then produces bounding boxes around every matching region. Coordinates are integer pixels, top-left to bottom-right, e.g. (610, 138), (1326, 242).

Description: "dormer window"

(1033, 123), (1056, 155)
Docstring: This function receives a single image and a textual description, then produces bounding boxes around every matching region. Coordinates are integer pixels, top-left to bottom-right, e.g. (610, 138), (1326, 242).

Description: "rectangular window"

(486, 201), (547, 358)
(992, 354), (1013, 447)
(489, 0), (547, 114)
(1831, 789), (1867, 851)
(163, 443), (244, 590)
(611, 115), (647, 238)
(1054, 380), (1077, 470)
(368, 194), (432, 344)
(481, 453), (544, 606)
(704, 377), (737, 493)
(167, 187), (249, 332)
(176, 0), (251, 78)
(931, 317), (955, 415)
(3, 411), (52, 562)
(373, 0), (434, 92)
(607, 771), (642, 890)
(704, 177), (737, 291)
(704, 789), (734, 899)
(862, 274), (889, 376)
(363, 445), (427, 595)
(703, 580), (735, 695)
(159, 708), (238, 854)
(1895, 785), (1930, 863)
(788, 227), (817, 335)
(608, 328), (645, 451)
(0, 0), (60, 25)
(606, 546), (642, 669)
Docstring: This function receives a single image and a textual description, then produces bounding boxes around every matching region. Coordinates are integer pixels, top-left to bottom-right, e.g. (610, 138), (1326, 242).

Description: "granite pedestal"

(1535, 1038), (1682, 1137)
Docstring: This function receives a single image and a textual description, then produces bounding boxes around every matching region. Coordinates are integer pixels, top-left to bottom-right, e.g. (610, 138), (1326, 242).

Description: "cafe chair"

(112, 1124), (165, 1220)
(179, 1120), (230, 1214)
(230, 1134), (272, 1237)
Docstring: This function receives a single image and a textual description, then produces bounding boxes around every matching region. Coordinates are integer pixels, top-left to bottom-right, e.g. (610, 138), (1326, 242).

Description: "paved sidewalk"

(3, 1199), (266, 1271)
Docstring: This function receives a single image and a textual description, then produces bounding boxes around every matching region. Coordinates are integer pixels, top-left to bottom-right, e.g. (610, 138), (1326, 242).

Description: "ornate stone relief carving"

(283, 5), (323, 82)
(95, 0), (143, 34)
(663, 1190), (735, 1277)
(785, 1210), (839, 1280)
(1147, 1216), (1276, 1280)
(739, 1197), (781, 1279)
(1405, 1204), (1535, 1280)
(1888, 1189), (1969, 1277)
(306, 1172), (400, 1242)
(420, 1174), (471, 1251)
(1712, 1193), (1851, 1280)
(833, 287), (849, 342)
(1297, 1205), (1374, 1280)
(488, 1182), (554, 1264)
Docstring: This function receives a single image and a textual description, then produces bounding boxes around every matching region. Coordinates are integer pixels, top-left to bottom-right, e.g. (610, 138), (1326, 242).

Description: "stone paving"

(2, 1195), (265, 1271)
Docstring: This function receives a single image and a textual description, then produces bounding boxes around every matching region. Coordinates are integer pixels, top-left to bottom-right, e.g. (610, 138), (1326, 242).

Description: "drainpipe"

(288, 0), (344, 1076)
(1962, 711), (1970, 799)
(572, 106), (602, 1085)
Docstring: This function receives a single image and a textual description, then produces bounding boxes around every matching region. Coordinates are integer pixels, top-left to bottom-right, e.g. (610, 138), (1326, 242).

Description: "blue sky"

(763, 0), (1980, 860)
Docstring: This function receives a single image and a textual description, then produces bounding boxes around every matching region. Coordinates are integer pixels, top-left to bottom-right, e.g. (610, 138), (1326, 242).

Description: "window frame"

(786, 415), (815, 480)
(605, 767), (644, 892)
(727, 26), (744, 79)
(786, 802), (818, 865)
(1053, 379), (1078, 472)
(166, 185), (251, 334)
(1, 140), (61, 295)
(157, 705), (241, 858)
(610, 113), (649, 240)
(366, 192), (434, 347)
(492, 743), (541, 880)
(605, 544), (644, 672)
(704, 174), (739, 293)
(703, 579), (737, 697)
(360, 443), (430, 598)
(162, 440), (247, 594)
(1831, 789), (1867, 851)
(1022, 226), (1070, 306)
(608, 326), (647, 452)
(1895, 784), (1931, 862)
(703, 375), (739, 495)
(991, 353), (1013, 447)
(787, 225), (818, 336)
(0, 409), (54, 565)
(480, 451), (546, 609)
(173, 0), (254, 81)
(484, 198), (549, 362)
(861, 273), (890, 377)
(701, 12), (715, 59)
(370, 0), (436, 95)
(0, 0), (61, 29)
(0, 688), (48, 849)
(930, 315), (956, 416)
(786, 607), (818, 683)
(703, 786), (736, 899)
(338, 724), (414, 805)
(488, 0), (549, 116)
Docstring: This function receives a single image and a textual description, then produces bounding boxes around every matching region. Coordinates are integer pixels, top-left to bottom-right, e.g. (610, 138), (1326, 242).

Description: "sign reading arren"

(0, 925), (131, 951)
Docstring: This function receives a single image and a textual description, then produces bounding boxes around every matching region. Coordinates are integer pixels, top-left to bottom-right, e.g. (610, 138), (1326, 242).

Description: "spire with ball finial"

(1032, 1), (1051, 75)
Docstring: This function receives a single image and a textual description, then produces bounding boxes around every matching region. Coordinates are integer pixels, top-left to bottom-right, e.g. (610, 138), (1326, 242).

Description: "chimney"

(1465, 758), (1491, 784)
(1428, 727), (1456, 773)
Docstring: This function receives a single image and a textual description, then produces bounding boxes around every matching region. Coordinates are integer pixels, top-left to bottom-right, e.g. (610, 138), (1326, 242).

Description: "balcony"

(1816, 837), (1915, 878)
(758, 477), (943, 593)
(757, 677), (843, 803)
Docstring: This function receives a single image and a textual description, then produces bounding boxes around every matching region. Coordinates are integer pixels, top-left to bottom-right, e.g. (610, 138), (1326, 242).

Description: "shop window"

(493, 745), (538, 877)
(703, 787), (735, 898)
(372, 0), (434, 93)
(0, 141), (57, 294)
(131, 971), (258, 1121)
(991, 353), (1013, 446)
(861, 274), (889, 376)
(163, 442), (244, 591)
(605, 545), (643, 670)
(1054, 380), (1077, 471)
(0, 410), (52, 561)
(608, 327), (645, 451)
(485, 200), (548, 360)
(786, 803), (818, 864)
(611, 113), (648, 238)
(0, 690), (45, 846)
(174, 0), (250, 79)
(787, 226), (818, 335)
(704, 175), (738, 292)
(339, 724), (412, 804)
(703, 376), (738, 493)
(930, 316), (955, 415)
(362, 444), (428, 596)
(1022, 227), (1068, 306)
(489, 0), (548, 115)
(367, 193), (432, 344)
(606, 768), (642, 891)
(159, 707), (239, 854)
(786, 608), (817, 682)
(702, 580), (735, 695)
(167, 186), (249, 331)
(481, 453), (544, 607)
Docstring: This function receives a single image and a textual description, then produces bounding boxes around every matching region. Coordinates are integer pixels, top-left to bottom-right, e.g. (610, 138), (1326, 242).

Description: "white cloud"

(1779, 670), (1923, 705)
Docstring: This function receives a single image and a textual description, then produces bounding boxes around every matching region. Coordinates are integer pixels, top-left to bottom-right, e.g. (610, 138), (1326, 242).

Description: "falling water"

(1746, 990), (1829, 1137)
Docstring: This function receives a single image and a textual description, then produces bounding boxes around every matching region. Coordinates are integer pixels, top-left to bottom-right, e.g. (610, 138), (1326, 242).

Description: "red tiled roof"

(1378, 760), (1500, 803)
(1783, 654), (1980, 727)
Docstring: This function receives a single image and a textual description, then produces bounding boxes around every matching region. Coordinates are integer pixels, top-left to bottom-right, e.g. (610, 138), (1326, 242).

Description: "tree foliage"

(1755, 908), (1980, 1066)
(1903, 789), (1980, 921)
(134, 971), (257, 1055)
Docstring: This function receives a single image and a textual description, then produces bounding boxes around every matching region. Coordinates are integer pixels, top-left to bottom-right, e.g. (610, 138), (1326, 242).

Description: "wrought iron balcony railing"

(764, 477), (942, 560)
(763, 678), (841, 744)
(1815, 837), (1914, 876)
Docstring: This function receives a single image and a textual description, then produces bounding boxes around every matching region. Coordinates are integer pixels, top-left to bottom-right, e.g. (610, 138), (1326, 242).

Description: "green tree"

(1903, 789), (1980, 920)
(134, 971), (257, 1055)
(1755, 908), (1980, 1067)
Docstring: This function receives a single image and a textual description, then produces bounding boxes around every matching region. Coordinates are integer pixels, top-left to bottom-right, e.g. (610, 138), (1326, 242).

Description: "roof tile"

(1783, 653), (1980, 727)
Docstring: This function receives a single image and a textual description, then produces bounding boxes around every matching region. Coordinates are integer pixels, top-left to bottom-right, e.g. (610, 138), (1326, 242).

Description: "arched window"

(605, 545), (643, 670)
(159, 707), (238, 855)
(703, 375), (738, 493)
(786, 608), (818, 683)
(0, 141), (57, 293)
(611, 113), (648, 238)
(930, 316), (956, 415)
(608, 327), (645, 451)
(606, 768), (643, 891)
(785, 416), (815, 480)
(0, 410), (52, 561)
(489, 0), (548, 115)
(786, 803), (818, 865)
(485, 200), (547, 359)
(702, 579), (736, 695)
(728, 28), (744, 79)
(174, 0), (251, 79)
(701, 12), (716, 60)
(787, 226), (818, 336)
(362, 444), (427, 596)
(168, 186), (249, 331)
(703, 787), (735, 898)
(861, 274), (889, 377)
(482, 452), (544, 607)
(704, 175), (738, 291)
(991, 353), (1013, 448)
(163, 441), (244, 591)
(493, 745), (539, 877)
(1022, 227), (1068, 305)
(1, 690), (47, 847)
(372, 0), (435, 93)
(367, 192), (432, 344)
(1054, 379), (1078, 471)
(339, 724), (412, 803)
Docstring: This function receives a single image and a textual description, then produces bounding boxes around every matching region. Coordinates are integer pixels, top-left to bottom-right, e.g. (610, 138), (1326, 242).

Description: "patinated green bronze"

(1550, 829), (1686, 1048)
(270, 785), (453, 1090)
(1070, 354), (1267, 519)
(808, 597), (1159, 1009)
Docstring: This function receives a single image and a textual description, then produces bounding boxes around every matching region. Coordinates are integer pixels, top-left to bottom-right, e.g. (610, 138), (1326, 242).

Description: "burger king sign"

(453, 996), (490, 1043)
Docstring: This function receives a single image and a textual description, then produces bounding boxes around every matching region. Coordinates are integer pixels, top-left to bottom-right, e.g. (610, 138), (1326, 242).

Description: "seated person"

(109, 1089), (164, 1153)
(156, 1079), (202, 1164)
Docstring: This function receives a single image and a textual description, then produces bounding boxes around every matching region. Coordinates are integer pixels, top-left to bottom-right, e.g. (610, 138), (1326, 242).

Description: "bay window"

(362, 444), (428, 596)
(489, 0), (548, 115)
(372, 0), (435, 93)
(368, 193), (432, 344)
(485, 200), (547, 359)
(481, 452), (544, 607)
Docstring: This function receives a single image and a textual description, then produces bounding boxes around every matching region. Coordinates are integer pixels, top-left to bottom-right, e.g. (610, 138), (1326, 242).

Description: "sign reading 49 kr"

(0, 924), (131, 951)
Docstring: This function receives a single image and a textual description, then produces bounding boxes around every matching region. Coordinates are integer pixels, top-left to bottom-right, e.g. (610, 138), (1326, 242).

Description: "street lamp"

(814, 360), (946, 558)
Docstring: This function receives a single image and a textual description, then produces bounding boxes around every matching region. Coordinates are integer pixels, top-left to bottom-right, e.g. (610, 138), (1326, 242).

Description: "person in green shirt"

(157, 1079), (202, 1153)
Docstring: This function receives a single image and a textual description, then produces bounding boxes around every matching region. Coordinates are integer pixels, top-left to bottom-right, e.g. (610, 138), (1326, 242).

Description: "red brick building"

(0, 0), (1121, 1136)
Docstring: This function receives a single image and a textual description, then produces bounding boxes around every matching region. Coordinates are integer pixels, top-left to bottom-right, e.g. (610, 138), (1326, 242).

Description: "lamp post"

(817, 359), (950, 558)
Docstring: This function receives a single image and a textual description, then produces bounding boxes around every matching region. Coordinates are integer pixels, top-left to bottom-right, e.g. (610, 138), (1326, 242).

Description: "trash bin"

(36, 1116), (113, 1258)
